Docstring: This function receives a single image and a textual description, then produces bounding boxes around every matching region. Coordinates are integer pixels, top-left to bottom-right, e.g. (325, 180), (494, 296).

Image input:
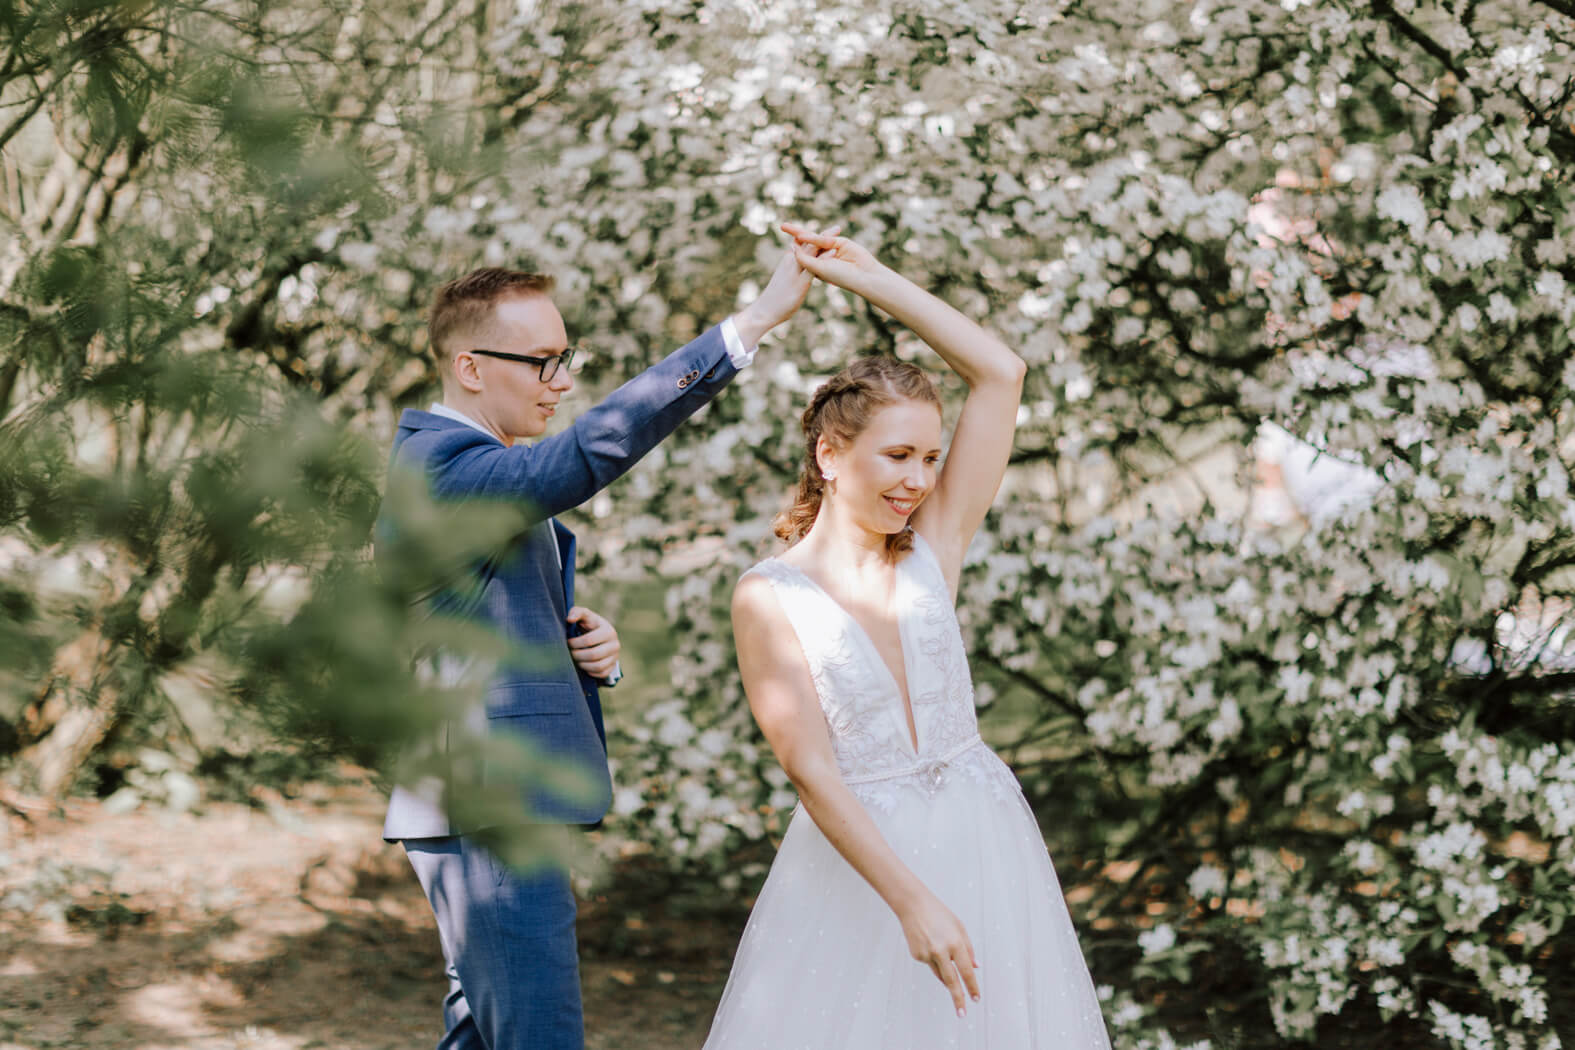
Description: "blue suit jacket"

(380, 324), (738, 838)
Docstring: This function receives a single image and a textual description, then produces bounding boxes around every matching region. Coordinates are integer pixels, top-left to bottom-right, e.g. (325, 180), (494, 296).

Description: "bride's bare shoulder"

(732, 568), (784, 621)
(731, 571), (814, 685)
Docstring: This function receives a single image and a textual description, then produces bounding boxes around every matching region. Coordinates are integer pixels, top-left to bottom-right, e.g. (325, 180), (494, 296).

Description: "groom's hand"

(566, 606), (621, 682)
(732, 224), (840, 347)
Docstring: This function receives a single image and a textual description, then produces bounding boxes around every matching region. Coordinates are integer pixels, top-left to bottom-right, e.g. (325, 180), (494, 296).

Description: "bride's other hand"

(781, 222), (882, 295)
(898, 889), (981, 1017)
(735, 571), (982, 1018)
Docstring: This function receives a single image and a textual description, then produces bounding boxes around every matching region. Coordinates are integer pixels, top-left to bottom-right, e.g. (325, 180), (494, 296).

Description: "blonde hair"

(428, 267), (555, 373)
(773, 357), (941, 560)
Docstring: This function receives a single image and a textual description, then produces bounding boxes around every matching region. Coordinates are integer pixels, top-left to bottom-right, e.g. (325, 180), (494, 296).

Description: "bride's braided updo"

(773, 356), (941, 560)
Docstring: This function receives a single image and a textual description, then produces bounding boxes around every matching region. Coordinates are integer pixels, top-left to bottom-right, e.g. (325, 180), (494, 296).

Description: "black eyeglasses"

(467, 346), (579, 382)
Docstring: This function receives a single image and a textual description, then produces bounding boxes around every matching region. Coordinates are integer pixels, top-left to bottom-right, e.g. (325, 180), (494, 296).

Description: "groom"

(379, 249), (813, 1050)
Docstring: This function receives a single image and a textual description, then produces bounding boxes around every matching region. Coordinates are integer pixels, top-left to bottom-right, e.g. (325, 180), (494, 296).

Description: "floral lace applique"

(744, 533), (1009, 805)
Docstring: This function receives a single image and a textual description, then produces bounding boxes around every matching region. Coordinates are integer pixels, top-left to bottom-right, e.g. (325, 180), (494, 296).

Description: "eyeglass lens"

(540, 347), (574, 382)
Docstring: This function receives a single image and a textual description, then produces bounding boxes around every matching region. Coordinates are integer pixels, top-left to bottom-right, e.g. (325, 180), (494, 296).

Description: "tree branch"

(1369, 0), (1469, 81)
(1531, 0), (1575, 23)
(0, 66), (73, 156)
(0, 358), (20, 419)
(1371, 0), (1575, 163)
(1478, 670), (1575, 699)
(984, 656), (1087, 723)
(223, 248), (327, 381)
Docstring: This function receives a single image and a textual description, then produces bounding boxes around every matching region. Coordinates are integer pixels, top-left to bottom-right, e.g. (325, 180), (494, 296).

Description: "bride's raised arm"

(783, 224), (1025, 593)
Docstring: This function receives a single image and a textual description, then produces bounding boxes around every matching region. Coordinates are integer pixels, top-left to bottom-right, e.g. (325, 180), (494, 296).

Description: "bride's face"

(820, 399), (944, 533)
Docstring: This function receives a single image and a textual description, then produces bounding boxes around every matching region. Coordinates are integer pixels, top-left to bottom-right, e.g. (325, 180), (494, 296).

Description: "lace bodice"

(744, 532), (1020, 811)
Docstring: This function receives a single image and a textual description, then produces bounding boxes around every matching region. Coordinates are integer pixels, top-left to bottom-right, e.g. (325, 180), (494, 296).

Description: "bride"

(701, 225), (1112, 1048)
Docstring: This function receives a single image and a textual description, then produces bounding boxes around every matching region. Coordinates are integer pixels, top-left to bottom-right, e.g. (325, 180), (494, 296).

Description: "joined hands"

(780, 222), (888, 297)
(731, 223), (840, 347)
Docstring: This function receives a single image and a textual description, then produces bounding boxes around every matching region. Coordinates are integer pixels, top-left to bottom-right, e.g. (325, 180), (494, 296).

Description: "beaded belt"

(841, 734), (985, 795)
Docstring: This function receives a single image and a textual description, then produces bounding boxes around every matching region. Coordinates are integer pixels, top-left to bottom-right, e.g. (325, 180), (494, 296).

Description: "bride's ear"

(814, 435), (838, 484)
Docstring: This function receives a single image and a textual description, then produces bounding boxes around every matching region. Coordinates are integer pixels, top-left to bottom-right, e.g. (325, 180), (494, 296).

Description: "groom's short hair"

(428, 267), (556, 374)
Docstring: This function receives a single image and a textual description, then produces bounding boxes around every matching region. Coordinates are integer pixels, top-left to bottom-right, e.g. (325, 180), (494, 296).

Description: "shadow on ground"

(0, 788), (744, 1050)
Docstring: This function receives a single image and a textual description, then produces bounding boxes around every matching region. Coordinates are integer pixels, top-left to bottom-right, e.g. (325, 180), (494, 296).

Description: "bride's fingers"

(783, 220), (840, 237)
(779, 233), (824, 264)
(935, 956), (968, 1017)
(792, 241), (830, 273)
(781, 221), (839, 250)
(958, 948), (981, 1002)
(797, 224), (841, 258)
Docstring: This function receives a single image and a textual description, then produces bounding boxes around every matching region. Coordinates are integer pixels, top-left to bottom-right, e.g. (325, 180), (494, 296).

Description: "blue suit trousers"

(404, 837), (583, 1050)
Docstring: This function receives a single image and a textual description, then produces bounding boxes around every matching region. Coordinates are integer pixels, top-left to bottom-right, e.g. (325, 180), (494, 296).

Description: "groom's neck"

(436, 388), (513, 445)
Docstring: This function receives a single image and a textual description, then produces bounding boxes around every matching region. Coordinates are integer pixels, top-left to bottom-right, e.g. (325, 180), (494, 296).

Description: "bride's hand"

(780, 222), (886, 296)
(897, 889), (981, 1017)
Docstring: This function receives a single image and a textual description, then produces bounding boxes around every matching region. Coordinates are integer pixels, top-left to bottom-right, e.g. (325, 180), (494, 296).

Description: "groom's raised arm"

(413, 322), (740, 518)
(395, 242), (823, 521)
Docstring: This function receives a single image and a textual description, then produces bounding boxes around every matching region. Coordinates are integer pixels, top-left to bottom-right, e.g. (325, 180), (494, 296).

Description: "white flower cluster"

(1097, 984), (1213, 1050)
(611, 695), (788, 870)
(1428, 1000), (1563, 1050)
(1256, 889), (1361, 1037)
(1440, 727), (1575, 843)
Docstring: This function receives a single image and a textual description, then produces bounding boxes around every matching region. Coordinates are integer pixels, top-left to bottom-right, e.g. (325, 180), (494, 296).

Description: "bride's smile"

(818, 398), (944, 537)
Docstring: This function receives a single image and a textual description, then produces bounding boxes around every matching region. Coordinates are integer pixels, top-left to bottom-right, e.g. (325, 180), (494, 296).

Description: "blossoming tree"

(3, 0), (1571, 1046)
(459, 3), (1571, 1046)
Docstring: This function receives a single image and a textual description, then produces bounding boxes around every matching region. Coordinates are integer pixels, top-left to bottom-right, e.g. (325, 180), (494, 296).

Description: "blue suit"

(379, 323), (739, 1049)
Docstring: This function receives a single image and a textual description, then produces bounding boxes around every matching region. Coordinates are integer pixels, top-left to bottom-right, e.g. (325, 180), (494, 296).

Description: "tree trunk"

(9, 628), (118, 799)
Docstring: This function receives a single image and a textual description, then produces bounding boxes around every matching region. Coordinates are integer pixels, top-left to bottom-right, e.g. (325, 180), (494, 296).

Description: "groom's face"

(462, 293), (576, 440)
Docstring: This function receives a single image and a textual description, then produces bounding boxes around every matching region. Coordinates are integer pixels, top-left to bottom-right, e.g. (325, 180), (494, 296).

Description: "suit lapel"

(550, 519), (605, 751)
(552, 519), (576, 608)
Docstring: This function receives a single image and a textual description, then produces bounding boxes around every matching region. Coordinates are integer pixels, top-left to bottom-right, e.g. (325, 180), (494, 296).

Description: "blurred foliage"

(0, 0), (594, 867)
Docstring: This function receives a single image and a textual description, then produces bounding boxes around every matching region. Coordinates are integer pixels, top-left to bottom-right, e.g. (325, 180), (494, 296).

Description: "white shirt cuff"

(720, 316), (757, 369)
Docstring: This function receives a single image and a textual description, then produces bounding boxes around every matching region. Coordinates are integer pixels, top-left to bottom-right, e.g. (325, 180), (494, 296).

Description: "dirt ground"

(0, 777), (741, 1050)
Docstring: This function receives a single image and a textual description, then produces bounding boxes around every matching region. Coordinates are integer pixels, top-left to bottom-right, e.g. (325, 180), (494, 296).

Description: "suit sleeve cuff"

(719, 316), (757, 369)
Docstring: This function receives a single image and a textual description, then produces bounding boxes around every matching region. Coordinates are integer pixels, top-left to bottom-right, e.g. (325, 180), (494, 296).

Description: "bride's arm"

(785, 224), (1025, 597)
(732, 575), (981, 1017)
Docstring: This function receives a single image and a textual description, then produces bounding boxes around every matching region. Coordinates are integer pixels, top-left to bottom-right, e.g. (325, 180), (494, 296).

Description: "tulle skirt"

(700, 751), (1112, 1049)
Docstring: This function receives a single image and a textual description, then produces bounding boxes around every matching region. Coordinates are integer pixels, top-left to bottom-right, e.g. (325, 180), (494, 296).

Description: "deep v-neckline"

(771, 556), (920, 756)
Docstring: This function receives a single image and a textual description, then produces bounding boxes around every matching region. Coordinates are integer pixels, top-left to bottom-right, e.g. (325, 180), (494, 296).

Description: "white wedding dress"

(701, 533), (1112, 1049)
